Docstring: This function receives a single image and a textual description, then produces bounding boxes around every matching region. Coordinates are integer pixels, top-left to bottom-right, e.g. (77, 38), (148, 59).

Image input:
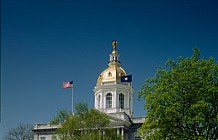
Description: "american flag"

(62, 81), (73, 88)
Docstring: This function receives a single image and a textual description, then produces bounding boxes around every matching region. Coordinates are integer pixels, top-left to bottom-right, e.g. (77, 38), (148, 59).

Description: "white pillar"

(113, 91), (116, 109)
(121, 127), (124, 140)
(117, 128), (120, 136)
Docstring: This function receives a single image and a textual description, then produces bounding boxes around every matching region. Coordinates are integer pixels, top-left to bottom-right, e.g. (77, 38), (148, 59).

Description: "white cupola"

(93, 40), (133, 117)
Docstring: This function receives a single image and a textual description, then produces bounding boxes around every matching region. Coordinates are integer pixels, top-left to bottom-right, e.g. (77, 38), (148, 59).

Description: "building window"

(108, 72), (112, 77)
(40, 137), (46, 140)
(98, 94), (101, 109)
(114, 56), (117, 61)
(119, 93), (124, 109)
(106, 93), (112, 108)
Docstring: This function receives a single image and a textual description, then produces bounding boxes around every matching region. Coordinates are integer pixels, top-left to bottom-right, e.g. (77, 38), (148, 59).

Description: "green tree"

(4, 123), (34, 140)
(51, 103), (121, 140)
(50, 109), (69, 125)
(138, 48), (218, 139)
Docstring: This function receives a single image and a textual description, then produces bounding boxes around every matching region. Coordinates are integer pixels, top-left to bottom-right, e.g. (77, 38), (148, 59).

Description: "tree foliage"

(51, 103), (121, 140)
(50, 109), (69, 125)
(138, 48), (218, 139)
(4, 123), (34, 140)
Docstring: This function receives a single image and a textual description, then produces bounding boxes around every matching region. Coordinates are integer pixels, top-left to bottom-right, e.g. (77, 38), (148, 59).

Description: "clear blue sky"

(1, 0), (218, 138)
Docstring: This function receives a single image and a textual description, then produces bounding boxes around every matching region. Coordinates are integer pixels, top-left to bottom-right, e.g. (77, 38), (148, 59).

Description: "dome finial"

(112, 40), (118, 52)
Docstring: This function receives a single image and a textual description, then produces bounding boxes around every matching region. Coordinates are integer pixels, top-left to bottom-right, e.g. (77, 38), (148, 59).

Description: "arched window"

(119, 93), (124, 109)
(106, 93), (112, 108)
(108, 72), (112, 77)
(98, 95), (101, 109)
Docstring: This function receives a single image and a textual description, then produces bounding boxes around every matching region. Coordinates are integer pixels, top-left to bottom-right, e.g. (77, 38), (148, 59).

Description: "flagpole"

(72, 87), (74, 115)
(62, 81), (74, 115)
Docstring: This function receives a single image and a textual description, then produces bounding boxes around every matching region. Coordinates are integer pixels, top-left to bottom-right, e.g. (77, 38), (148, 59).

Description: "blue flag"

(121, 75), (132, 82)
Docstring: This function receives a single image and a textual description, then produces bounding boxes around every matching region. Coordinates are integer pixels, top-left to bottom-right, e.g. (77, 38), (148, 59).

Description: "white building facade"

(33, 41), (144, 140)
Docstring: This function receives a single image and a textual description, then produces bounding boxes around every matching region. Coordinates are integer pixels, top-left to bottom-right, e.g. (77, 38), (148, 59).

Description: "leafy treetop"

(138, 48), (218, 140)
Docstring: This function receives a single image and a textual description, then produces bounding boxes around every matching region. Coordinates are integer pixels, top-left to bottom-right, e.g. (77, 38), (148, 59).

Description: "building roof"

(96, 41), (128, 86)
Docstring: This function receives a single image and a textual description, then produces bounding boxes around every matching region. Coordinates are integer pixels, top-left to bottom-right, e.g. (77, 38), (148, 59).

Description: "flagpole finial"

(112, 40), (118, 52)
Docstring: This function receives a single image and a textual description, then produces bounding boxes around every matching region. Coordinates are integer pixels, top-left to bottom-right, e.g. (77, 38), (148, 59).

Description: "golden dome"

(96, 65), (127, 86)
(96, 40), (127, 86)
